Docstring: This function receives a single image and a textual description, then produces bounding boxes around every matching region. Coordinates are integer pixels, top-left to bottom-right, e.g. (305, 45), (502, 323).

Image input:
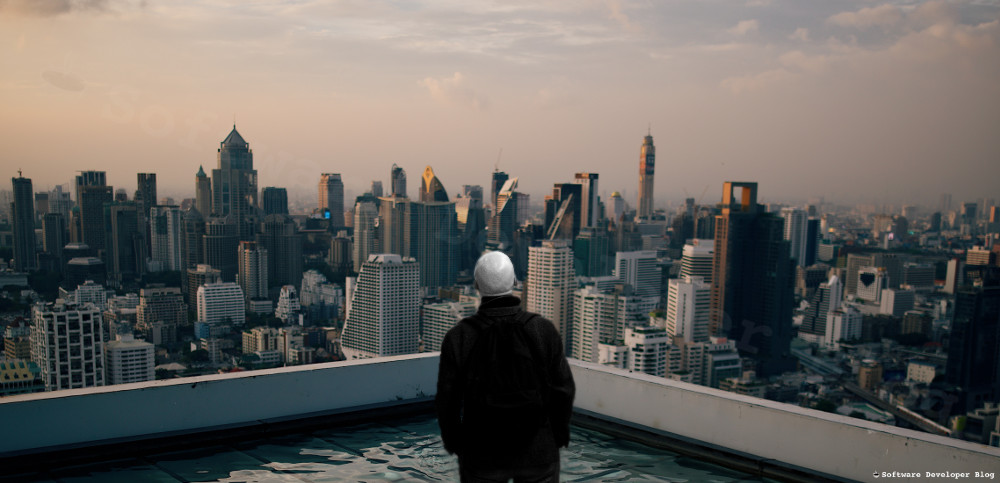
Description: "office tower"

(353, 194), (380, 270)
(390, 163), (407, 198)
(680, 239), (714, 284)
(135, 286), (187, 345)
(573, 226), (611, 277)
(845, 253), (875, 295)
(64, 257), (106, 289)
(11, 175), (37, 271)
(237, 241), (268, 301)
(104, 333), (154, 385)
(195, 166), (212, 216)
(104, 202), (144, 287)
(78, 183), (113, 255)
(148, 205), (182, 272)
(328, 231), (353, 278)
(710, 182), (796, 377)
(614, 250), (661, 298)
(257, 214), (303, 289)
(608, 191), (625, 223)
(203, 215), (239, 282)
(622, 326), (671, 377)
(804, 218), (820, 266)
(261, 187), (288, 216)
(30, 300), (105, 391)
(902, 263), (935, 291)
(421, 300), (476, 353)
(574, 173), (599, 228)
(180, 208), (205, 270)
(419, 166), (449, 202)
(968, 247), (995, 267)
(856, 266), (889, 303)
(75, 171), (106, 205)
(455, 191), (486, 274)
(666, 276), (712, 343)
(571, 281), (659, 363)
(490, 170), (508, 209)
(197, 282), (246, 326)
(944, 258), (965, 294)
(300, 270), (344, 323)
(800, 275), (841, 339)
(409, 200), (458, 288)
(544, 182), (582, 240)
(318, 174), (344, 227)
(880, 288), (915, 318)
(369, 180), (383, 197)
(487, 178), (522, 247)
(824, 306), (862, 350)
(527, 240), (575, 347)
(780, 208), (808, 267)
(211, 126), (258, 240)
(186, 264), (222, 306)
(275, 285), (301, 324)
(135, 173), (156, 219)
(940, 193), (952, 212)
(342, 254), (420, 359)
(637, 132), (655, 219)
(42, 212), (67, 265)
(945, 269), (1000, 413)
(48, 185), (72, 220)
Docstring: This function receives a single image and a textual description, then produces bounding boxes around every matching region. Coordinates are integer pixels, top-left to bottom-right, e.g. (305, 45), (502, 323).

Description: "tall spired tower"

(638, 131), (655, 219)
(211, 125), (258, 240)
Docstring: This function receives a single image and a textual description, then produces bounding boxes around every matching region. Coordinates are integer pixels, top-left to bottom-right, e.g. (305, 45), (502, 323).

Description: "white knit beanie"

(474, 251), (516, 297)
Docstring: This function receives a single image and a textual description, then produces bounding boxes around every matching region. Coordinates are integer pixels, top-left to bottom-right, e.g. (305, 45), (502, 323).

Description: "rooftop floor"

(10, 412), (777, 482)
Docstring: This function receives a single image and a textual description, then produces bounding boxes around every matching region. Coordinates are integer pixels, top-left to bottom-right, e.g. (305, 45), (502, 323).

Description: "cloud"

(420, 72), (489, 111)
(728, 19), (759, 36)
(789, 27), (810, 42)
(827, 4), (903, 29)
(0, 0), (108, 16)
(607, 0), (639, 32)
(720, 68), (792, 94)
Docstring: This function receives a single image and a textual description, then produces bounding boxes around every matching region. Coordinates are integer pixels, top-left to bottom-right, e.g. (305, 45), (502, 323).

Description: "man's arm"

(435, 328), (463, 455)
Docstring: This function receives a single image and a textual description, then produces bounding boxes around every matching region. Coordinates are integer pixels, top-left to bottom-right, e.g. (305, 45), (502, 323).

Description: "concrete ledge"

(569, 360), (1000, 482)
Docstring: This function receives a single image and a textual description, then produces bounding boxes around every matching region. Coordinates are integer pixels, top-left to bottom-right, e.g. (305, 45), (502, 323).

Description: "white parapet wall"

(0, 353), (439, 455)
(570, 360), (1000, 482)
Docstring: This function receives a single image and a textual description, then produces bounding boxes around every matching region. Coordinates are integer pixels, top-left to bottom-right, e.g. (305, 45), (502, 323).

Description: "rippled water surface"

(33, 414), (778, 482)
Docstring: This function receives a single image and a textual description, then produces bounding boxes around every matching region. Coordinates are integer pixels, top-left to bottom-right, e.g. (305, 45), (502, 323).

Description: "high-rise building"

(195, 166), (212, 216)
(275, 285), (301, 324)
(845, 253), (875, 296)
(679, 239), (714, 285)
(637, 132), (655, 219)
(186, 264), (222, 306)
(572, 282), (658, 363)
(945, 269), (1000, 413)
(104, 202), (144, 287)
(490, 170), (508, 209)
(419, 166), (449, 202)
(608, 191), (625, 223)
(488, 178), (523, 248)
(135, 285), (187, 346)
(545, 183), (582, 240)
(614, 250), (661, 298)
(197, 282), (246, 326)
(377, 196), (458, 288)
(455, 191), (486, 274)
(527, 240), (575, 348)
(880, 288), (915, 318)
(237, 241), (268, 301)
(369, 180), (383, 197)
(211, 126), (258, 240)
(148, 205), (182, 272)
(11, 175), (37, 271)
(78, 184), (113, 256)
(780, 208), (808, 267)
(75, 171), (106, 205)
(353, 194), (381, 270)
(135, 173), (157, 219)
(710, 182), (796, 378)
(390, 164), (407, 198)
(800, 275), (841, 339)
(256, 214), (302, 289)
(421, 300), (477, 353)
(342, 254), (420, 359)
(104, 333), (154, 385)
(574, 173), (599, 228)
(824, 306), (862, 350)
(573, 227), (611, 277)
(665, 276), (712, 343)
(261, 187), (288, 216)
(180, 208), (205, 271)
(623, 326), (671, 377)
(42, 212), (67, 264)
(203, 215), (239, 282)
(30, 300), (105, 391)
(856, 266), (889, 303)
(805, 217), (820, 266)
(318, 174), (344, 227)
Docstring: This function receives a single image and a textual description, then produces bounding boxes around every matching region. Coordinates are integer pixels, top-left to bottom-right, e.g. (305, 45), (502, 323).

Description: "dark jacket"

(435, 295), (576, 470)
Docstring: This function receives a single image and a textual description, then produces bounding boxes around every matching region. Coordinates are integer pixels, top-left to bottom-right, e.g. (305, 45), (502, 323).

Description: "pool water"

(30, 414), (777, 482)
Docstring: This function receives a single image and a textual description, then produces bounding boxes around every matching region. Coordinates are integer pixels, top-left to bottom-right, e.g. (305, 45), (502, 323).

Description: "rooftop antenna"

(17, 168), (22, 178)
(647, 123), (651, 136)
(495, 148), (503, 172)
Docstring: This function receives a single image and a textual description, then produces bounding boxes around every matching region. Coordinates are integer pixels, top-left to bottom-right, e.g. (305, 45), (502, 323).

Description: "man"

(436, 251), (575, 483)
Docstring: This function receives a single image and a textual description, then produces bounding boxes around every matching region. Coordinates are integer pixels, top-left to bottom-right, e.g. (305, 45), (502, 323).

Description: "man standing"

(436, 251), (576, 483)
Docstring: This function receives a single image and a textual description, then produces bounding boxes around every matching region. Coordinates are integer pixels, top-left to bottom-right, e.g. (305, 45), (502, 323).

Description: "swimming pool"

(30, 414), (777, 482)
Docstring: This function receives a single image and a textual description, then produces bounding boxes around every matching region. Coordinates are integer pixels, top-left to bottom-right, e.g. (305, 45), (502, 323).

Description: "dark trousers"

(459, 461), (560, 483)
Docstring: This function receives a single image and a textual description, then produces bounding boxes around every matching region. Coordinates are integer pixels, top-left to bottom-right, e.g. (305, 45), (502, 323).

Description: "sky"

(1, 0), (999, 210)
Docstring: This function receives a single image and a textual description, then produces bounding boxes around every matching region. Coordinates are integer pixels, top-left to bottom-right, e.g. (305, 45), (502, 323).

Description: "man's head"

(474, 251), (516, 297)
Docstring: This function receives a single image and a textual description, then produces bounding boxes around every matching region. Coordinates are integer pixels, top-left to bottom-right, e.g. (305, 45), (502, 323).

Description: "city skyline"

(2, 1), (998, 206)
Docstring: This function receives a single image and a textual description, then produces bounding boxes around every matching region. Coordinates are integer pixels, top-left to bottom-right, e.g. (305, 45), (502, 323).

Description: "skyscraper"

(571, 282), (658, 363)
(30, 300), (106, 391)
(666, 276), (712, 343)
(342, 254), (420, 359)
(679, 239), (715, 285)
(78, 182), (113, 256)
(527, 240), (575, 348)
(573, 226), (611, 277)
(256, 214), (303, 289)
(180, 208), (205, 272)
(318, 174), (344, 227)
(710, 182), (796, 378)
(780, 208), (808, 267)
(135, 173), (157, 220)
(637, 132), (655, 219)
(197, 281), (246, 326)
(104, 202), (144, 287)
(490, 170), (509, 210)
(945, 268), (1000, 413)
(614, 250), (661, 298)
(390, 164), (407, 198)
(261, 187), (288, 216)
(544, 183), (582, 240)
(148, 205), (182, 272)
(353, 194), (381, 270)
(203, 215), (239, 282)
(195, 166), (212, 216)
(75, 171), (106, 205)
(42, 212), (67, 264)
(800, 275), (841, 339)
(376, 196), (458, 288)
(11, 174), (37, 271)
(419, 166), (449, 202)
(211, 126), (258, 240)
(574, 173), (599, 228)
(237, 241), (268, 301)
